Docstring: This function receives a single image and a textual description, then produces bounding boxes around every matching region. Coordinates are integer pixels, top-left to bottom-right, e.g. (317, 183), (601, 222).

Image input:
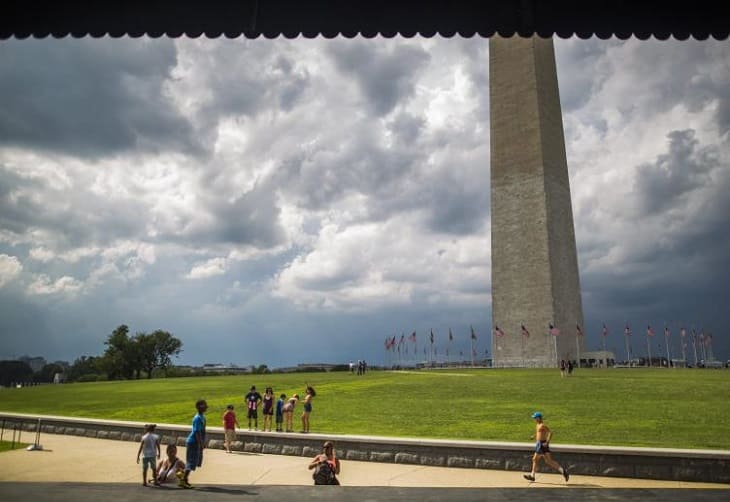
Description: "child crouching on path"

(156, 444), (185, 484)
(136, 423), (160, 486)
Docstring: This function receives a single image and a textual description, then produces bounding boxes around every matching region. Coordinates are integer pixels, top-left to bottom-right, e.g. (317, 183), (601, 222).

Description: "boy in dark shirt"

(245, 385), (262, 430)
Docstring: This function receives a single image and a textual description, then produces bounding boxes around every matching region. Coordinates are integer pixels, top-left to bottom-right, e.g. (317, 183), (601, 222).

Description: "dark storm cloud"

(579, 129), (730, 360)
(423, 178), (489, 235)
(194, 44), (311, 120)
(328, 41), (430, 116)
(634, 130), (716, 215)
(271, 129), (422, 212)
(193, 180), (286, 248)
(0, 163), (147, 250)
(554, 39), (612, 112)
(388, 112), (425, 144)
(0, 38), (202, 158)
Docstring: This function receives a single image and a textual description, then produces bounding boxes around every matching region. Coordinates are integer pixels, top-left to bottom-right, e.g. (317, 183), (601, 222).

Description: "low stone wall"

(1, 412), (728, 484)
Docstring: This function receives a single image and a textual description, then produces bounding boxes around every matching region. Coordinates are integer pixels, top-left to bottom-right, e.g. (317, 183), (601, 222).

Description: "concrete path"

(0, 433), (727, 500)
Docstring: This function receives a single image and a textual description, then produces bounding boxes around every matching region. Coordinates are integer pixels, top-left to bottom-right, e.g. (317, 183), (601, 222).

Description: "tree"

(149, 329), (182, 378)
(0, 360), (33, 386)
(67, 355), (102, 382)
(101, 324), (136, 380)
(135, 332), (158, 379)
(36, 363), (65, 383)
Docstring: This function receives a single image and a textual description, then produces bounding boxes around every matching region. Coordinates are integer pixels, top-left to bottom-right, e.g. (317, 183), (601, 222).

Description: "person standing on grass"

(262, 387), (275, 432)
(283, 394), (299, 432)
(181, 399), (207, 489)
(245, 385), (262, 430)
(275, 393), (286, 432)
(523, 412), (569, 483)
(136, 423), (160, 486)
(222, 404), (240, 453)
(301, 384), (316, 433)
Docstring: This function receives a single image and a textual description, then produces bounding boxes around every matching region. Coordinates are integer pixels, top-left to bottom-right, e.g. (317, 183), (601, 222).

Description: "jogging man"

(523, 411), (569, 483)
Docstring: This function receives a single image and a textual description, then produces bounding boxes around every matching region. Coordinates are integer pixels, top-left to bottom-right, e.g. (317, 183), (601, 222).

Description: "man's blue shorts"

(186, 443), (203, 471)
(535, 441), (550, 454)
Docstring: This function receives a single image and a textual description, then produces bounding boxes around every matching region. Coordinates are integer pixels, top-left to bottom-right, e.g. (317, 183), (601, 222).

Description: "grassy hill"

(1, 368), (728, 449)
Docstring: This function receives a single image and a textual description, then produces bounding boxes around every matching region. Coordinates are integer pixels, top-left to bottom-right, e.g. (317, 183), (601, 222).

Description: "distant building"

(580, 351), (615, 368)
(200, 363), (252, 374)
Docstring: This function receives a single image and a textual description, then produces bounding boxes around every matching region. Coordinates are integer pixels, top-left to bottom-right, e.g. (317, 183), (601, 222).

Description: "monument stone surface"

(490, 36), (584, 367)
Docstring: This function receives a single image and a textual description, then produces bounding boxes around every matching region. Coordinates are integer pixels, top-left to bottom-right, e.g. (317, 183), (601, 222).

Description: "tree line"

(0, 325), (182, 385)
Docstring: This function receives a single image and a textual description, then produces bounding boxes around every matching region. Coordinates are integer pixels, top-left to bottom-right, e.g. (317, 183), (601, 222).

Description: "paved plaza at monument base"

(2, 432), (729, 501)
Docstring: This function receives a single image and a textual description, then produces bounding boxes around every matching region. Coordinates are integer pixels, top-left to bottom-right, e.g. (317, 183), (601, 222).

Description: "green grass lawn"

(0, 440), (29, 453)
(1, 368), (728, 450)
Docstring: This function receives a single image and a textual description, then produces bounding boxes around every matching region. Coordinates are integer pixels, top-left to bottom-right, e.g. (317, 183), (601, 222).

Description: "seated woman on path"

(156, 444), (185, 484)
(308, 440), (341, 485)
(282, 394), (299, 432)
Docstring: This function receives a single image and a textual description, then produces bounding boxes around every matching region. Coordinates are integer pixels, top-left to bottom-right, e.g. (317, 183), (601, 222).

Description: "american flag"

(549, 324), (560, 337)
(664, 326), (670, 338)
(624, 323), (631, 336)
(521, 324), (531, 338)
(471, 326), (477, 340)
(494, 326), (505, 338)
(409, 331), (417, 342)
(430, 329), (434, 344)
(647, 325), (655, 337)
(449, 329), (454, 342)
(576, 324), (583, 337)
(601, 323), (609, 337)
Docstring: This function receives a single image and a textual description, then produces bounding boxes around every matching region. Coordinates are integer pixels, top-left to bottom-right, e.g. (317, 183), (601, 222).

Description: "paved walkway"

(0, 434), (730, 501)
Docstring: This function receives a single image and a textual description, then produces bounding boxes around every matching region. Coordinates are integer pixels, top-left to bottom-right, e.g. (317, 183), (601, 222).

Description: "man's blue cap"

(531, 412), (543, 419)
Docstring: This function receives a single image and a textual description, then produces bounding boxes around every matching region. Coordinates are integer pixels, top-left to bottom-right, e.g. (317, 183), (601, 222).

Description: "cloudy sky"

(1, 36), (728, 368)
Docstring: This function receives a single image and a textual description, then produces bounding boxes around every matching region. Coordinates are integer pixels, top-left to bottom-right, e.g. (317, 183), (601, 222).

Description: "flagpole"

(470, 336), (474, 367)
(521, 332), (525, 368)
(624, 323), (631, 365)
(699, 332), (704, 363)
(647, 328), (652, 368)
(601, 325), (607, 367)
(680, 328), (687, 364)
(576, 327), (581, 369)
(665, 326), (671, 368)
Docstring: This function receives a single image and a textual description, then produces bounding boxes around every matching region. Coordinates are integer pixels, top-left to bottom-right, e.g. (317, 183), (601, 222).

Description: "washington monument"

(490, 36), (584, 368)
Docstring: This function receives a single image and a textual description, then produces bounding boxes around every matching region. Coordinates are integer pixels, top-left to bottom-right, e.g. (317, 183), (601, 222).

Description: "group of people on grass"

(234, 384), (316, 437)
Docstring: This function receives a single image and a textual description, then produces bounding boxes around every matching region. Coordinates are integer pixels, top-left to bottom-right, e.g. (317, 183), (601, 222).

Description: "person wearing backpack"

(308, 440), (340, 485)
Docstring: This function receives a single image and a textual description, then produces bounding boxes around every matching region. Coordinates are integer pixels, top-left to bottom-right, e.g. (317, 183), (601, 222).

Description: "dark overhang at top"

(1, 0), (728, 40)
